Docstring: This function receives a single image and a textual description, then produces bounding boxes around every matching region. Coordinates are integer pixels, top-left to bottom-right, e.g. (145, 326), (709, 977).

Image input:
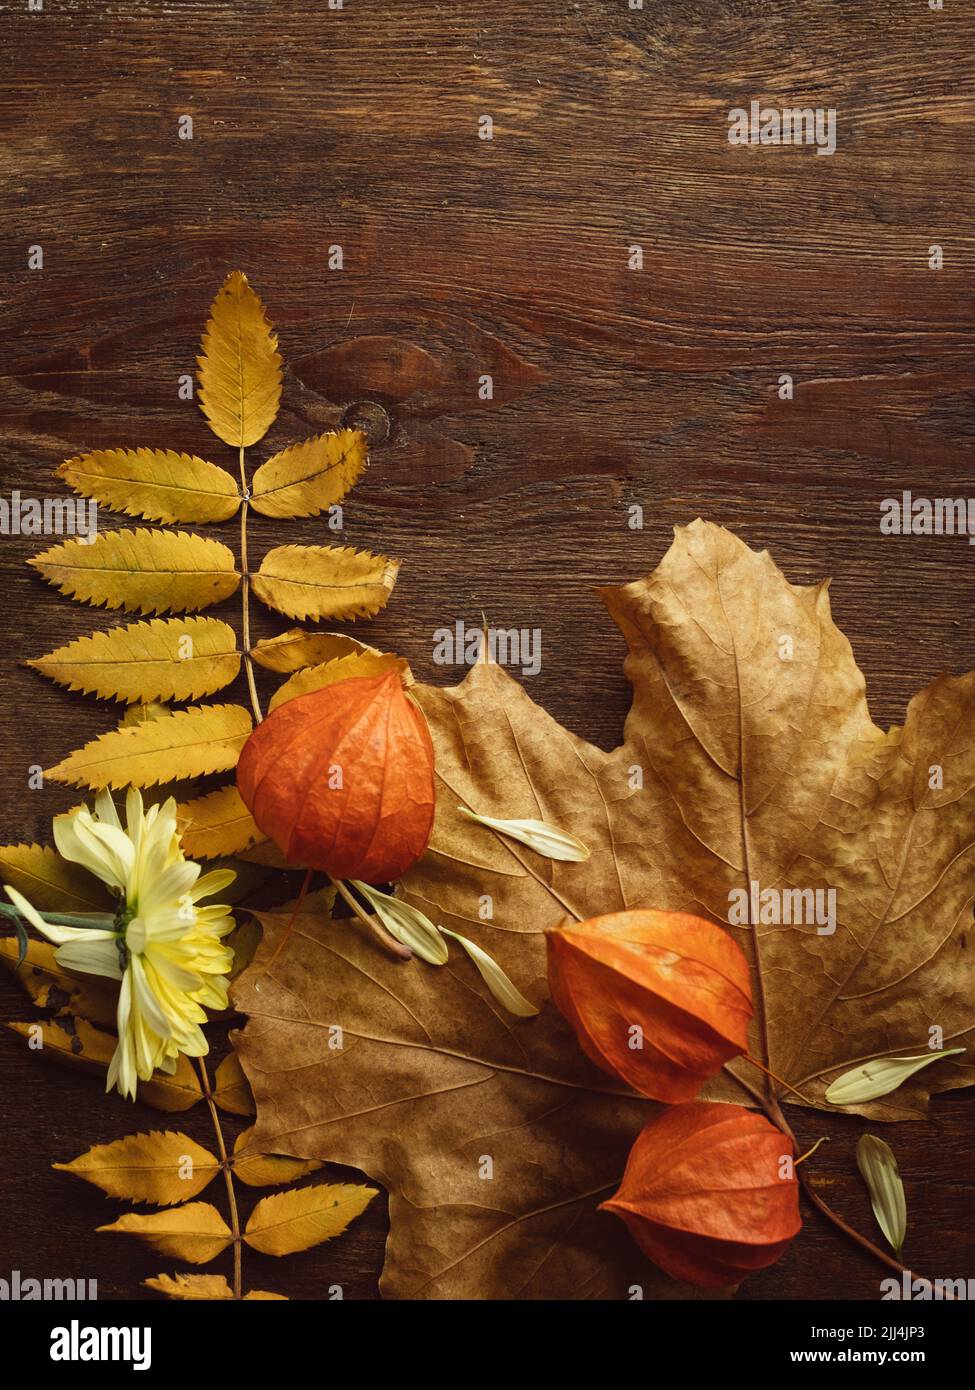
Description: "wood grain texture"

(1, 0), (973, 1300)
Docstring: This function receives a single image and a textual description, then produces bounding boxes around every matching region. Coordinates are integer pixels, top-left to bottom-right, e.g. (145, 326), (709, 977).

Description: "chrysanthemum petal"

(130, 953), (178, 1042)
(54, 808), (128, 892)
(191, 868), (237, 902)
(55, 939), (124, 980)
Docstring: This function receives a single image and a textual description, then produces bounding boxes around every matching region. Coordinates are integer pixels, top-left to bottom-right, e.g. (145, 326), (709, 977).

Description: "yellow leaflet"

(114, 707), (203, 807)
(250, 429), (367, 519)
(57, 449), (240, 524)
(29, 616), (240, 704)
(98, 1203), (232, 1265)
(176, 784), (263, 860)
(232, 1126), (323, 1188)
(0, 842), (111, 912)
(45, 703), (253, 790)
(267, 649), (409, 712)
(250, 628), (373, 673)
(4, 1017), (202, 1112)
(252, 544), (400, 622)
(243, 1183), (377, 1256)
(30, 528), (240, 616)
(197, 271), (282, 448)
(213, 1051), (255, 1116)
(54, 1131), (220, 1205)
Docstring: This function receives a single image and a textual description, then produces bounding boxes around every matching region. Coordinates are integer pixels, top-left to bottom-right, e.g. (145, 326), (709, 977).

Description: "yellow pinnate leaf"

(250, 628), (374, 674)
(45, 703), (253, 790)
(245, 1289), (288, 1300)
(29, 617), (240, 704)
(0, 842), (112, 913)
(250, 429), (367, 519)
(252, 544), (400, 622)
(98, 1203), (232, 1265)
(232, 1126), (323, 1188)
(30, 529), (239, 616)
(54, 1131), (220, 1205)
(243, 1183), (377, 1256)
(4, 1017), (202, 1112)
(57, 449), (240, 524)
(0, 937), (118, 1027)
(144, 1272), (233, 1300)
(213, 1050), (255, 1116)
(177, 784), (263, 859)
(267, 649), (409, 712)
(197, 271), (282, 448)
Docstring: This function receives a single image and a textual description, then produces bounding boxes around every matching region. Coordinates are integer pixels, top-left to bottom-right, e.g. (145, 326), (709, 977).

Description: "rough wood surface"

(1, 0), (973, 1300)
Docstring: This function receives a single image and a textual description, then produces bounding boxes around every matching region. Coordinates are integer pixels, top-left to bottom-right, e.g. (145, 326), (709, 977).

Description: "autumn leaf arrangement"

(3, 274), (974, 1301)
(0, 273), (445, 1299)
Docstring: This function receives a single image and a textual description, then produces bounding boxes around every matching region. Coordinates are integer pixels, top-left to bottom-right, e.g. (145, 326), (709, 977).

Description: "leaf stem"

(238, 444), (263, 725)
(742, 1050), (812, 1105)
(722, 1062), (940, 1296)
(196, 1055), (243, 1300)
(329, 875), (413, 960)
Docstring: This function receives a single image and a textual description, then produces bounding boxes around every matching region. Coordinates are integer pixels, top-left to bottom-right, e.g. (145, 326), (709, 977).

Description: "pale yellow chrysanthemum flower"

(5, 788), (235, 1100)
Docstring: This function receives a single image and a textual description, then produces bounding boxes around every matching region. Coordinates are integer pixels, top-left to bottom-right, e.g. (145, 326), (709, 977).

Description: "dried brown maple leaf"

(233, 520), (975, 1299)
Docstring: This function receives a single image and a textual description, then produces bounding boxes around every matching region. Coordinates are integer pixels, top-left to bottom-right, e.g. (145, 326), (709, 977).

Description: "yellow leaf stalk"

(5, 788), (236, 1100)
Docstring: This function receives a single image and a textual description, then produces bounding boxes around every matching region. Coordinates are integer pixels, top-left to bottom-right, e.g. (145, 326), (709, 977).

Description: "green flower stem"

(0, 902), (114, 932)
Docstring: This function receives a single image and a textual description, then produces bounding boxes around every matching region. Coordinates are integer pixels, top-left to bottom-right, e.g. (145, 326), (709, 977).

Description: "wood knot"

(341, 400), (391, 445)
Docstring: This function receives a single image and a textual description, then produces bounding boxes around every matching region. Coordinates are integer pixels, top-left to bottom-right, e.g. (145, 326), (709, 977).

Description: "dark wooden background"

(1, 0), (973, 1301)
